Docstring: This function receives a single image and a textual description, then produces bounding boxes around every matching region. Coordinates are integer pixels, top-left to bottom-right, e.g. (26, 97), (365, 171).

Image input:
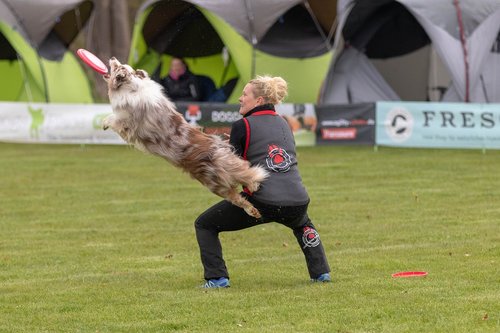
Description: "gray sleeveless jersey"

(243, 111), (309, 206)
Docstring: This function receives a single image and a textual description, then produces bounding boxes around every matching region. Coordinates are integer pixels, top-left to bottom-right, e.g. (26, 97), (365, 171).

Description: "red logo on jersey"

(266, 144), (292, 172)
(302, 227), (320, 248)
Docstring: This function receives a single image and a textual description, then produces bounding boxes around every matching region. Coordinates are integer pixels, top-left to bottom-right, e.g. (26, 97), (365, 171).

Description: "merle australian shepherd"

(102, 57), (267, 218)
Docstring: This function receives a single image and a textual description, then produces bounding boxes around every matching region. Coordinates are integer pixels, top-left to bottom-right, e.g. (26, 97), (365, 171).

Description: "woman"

(160, 57), (200, 101)
(195, 75), (331, 288)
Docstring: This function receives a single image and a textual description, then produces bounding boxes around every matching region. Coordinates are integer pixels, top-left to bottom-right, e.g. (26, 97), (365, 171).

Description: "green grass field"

(0, 143), (498, 333)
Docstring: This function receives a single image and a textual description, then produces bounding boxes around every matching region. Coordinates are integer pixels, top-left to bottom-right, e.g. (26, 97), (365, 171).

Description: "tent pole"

(16, 53), (33, 102)
(453, 0), (469, 102)
(303, 0), (333, 53)
(243, 0), (256, 78)
(480, 75), (490, 103)
(219, 50), (232, 87)
(35, 52), (50, 103)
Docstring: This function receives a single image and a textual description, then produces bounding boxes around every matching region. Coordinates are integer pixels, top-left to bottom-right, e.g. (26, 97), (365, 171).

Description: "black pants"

(194, 197), (330, 280)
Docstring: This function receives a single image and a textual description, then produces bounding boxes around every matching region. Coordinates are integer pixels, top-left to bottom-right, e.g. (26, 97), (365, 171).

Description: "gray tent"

(0, 0), (93, 60)
(320, 0), (500, 104)
(0, 0), (94, 102)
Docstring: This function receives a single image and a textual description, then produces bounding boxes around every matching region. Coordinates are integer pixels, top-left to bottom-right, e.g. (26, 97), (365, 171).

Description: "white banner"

(0, 102), (124, 144)
(0, 101), (318, 146)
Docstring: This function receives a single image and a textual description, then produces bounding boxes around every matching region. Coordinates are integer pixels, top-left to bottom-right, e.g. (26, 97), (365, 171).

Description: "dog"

(102, 57), (267, 218)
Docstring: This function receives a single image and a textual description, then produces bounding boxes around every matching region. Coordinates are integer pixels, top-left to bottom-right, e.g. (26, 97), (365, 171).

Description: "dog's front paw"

(245, 206), (262, 219)
(102, 115), (114, 131)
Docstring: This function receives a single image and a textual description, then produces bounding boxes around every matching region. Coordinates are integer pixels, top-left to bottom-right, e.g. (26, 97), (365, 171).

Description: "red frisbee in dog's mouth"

(392, 271), (428, 278)
(77, 48), (108, 75)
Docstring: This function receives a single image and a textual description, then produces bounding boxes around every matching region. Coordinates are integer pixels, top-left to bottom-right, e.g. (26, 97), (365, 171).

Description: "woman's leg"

(194, 199), (264, 280)
(291, 214), (331, 279)
(262, 203), (330, 279)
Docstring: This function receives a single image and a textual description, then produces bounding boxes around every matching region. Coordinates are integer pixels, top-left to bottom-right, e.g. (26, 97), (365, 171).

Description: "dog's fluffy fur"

(102, 57), (267, 218)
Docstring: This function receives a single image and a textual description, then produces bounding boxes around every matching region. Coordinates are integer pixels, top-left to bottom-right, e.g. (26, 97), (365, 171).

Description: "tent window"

(38, 0), (94, 61)
(38, 31), (67, 61)
(0, 32), (17, 60)
(52, 1), (93, 47)
(492, 31), (500, 53)
(257, 4), (332, 58)
(143, 0), (223, 58)
(345, 1), (430, 59)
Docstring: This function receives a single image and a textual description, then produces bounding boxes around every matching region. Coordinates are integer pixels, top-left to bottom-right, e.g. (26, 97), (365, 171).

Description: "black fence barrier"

(175, 102), (376, 146)
(315, 103), (376, 145)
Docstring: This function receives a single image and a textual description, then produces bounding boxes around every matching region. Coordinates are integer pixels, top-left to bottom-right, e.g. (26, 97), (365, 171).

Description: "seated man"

(160, 57), (201, 101)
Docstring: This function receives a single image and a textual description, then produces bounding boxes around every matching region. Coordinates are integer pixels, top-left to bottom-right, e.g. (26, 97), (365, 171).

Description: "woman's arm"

(229, 119), (246, 157)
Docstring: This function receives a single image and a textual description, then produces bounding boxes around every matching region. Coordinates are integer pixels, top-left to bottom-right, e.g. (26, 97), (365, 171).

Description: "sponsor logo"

(211, 111), (242, 123)
(321, 128), (357, 140)
(28, 106), (44, 139)
(302, 227), (320, 248)
(185, 105), (202, 126)
(321, 118), (375, 127)
(266, 144), (292, 173)
(322, 119), (350, 127)
(385, 107), (414, 142)
(422, 110), (497, 129)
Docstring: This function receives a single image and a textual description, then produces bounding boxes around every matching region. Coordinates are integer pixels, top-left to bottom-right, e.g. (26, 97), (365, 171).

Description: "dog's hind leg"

(224, 189), (262, 219)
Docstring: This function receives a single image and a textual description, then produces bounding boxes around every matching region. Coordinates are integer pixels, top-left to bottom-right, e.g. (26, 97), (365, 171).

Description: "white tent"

(320, 0), (500, 104)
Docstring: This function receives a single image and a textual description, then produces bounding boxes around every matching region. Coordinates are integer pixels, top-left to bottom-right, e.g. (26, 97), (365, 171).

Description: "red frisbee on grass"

(76, 48), (108, 75)
(392, 271), (428, 278)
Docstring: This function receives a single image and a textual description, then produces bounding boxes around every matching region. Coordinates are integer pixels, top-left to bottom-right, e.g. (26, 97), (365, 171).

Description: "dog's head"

(103, 57), (149, 92)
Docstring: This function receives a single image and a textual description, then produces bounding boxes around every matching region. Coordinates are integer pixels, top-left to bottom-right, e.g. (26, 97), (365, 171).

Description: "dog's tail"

(241, 164), (268, 193)
(213, 142), (269, 192)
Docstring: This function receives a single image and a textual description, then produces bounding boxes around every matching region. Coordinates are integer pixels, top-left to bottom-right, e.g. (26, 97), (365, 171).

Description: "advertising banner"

(276, 103), (317, 146)
(316, 103), (375, 145)
(175, 102), (241, 136)
(0, 102), (316, 146)
(0, 102), (121, 144)
(176, 102), (317, 146)
(376, 101), (500, 149)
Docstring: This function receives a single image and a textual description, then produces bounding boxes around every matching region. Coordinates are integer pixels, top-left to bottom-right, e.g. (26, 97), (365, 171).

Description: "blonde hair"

(249, 75), (288, 105)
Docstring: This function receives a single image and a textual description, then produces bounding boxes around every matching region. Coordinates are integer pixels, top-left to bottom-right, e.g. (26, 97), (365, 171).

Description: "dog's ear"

(135, 69), (149, 79)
